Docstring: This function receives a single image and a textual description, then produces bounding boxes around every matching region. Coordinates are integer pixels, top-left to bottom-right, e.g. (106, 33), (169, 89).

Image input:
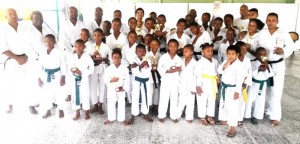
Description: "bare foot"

(143, 115), (153, 123)
(200, 118), (208, 126)
(227, 127), (237, 137)
(127, 116), (135, 125)
(207, 117), (215, 125)
(122, 121), (129, 126)
(104, 120), (113, 125)
(159, 118), (165, 123)
(73, 110), (80, 121)
(98, 103), (104, 115)
(187, 120), (193, 123)
(29, 106), (38, 115)
(90, 104), (99, 113)
(173, 119), (179, 123)
(6, 105), (13, 114)
(272, 120), (280, 127)
(59, 110), (64, 118)
(84, 110), (90, 120)
(42, 110), (51, 119)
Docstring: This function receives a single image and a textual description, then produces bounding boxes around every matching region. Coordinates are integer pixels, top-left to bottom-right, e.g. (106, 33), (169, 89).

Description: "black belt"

(193, 51), (202, 61)
(160, 48), (167, 53)
(268, 58), (283, 65)
(151, 70), (161, 88)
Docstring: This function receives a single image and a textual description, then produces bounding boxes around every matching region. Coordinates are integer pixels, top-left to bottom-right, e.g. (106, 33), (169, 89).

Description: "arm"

(157, 55), (168, 77)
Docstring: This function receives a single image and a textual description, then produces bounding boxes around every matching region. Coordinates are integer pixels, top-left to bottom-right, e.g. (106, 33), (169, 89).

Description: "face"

(157, 16), (165, 25)
(136, 47), (146, 58)
(112, 53), (122, 66)
(226, 30), (235, 41)
(68, 7), (78, 19)
(150, 13), (157, 20)
(183, 47), (193, 58)
(248, 11), (258, 19)
(201, 14), (210, 24)
(74, 43), (85, 54)
(213, 20), (222, 30)
(145, 20), (154, 29)
(168, 41), (178, 54)
(240, 45), (248, 56)
(95, 7), (103, 18)
(44, 37), (56, 49)
(93, 31), (103, 43)
(185, 16), (193, 24)
(240, 5), (249, 17)
(150, 40), (159, 52)
(144, 35), (152, 45)
(80, 30), (90, 42)
(114, 11), (122, 19)
(177, 22), (186, 32)
(189, 26), (198, 35)
(112, 21), (121, 32)
(128, 33), (137, 44)
(102, 22), (111, 32)
(266, 15), (278, 30)
(31, 12), (43, 27)
(128, 19), (137, 29)
(224, 17), (233, 27)
(226, 50), (238, 61)
(248, 21), (258, 34)
(202, 46), (213, 59)
(257, 50), (267, 60)
(135, 10), (144, 19)
(189, 10), (197, 18)
(6, 9), (18, 23)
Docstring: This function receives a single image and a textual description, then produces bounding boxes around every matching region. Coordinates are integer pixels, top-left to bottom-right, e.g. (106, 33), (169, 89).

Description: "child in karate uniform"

(217, 45), (244, 137)
(195, 43), (218, 126)
(38, 34), (67, 119)
(158, 39), (182, 123)
(245, 47), (273, 124)
(177, 44), (197, 123)
(68, 39), (94, 120)
(103, 48), (130, 125)
(128, 44), (153, 124)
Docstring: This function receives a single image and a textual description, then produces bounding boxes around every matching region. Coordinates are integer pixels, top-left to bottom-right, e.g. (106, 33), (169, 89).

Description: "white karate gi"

(85, 42), (112, 105)
(38, 47), (67, 111)
(158, 53), (182, 120)
(104, 64), (130, 122)
(167, 32), (191, 49)
(141, 28), (155, 37)
(106, 33), (127, 50)
(258, 28), (294, 121)
(209, 29), (226, 51)
(220, 27), (240, 40)
(59, 19), (86, 54)
(238, 56), (252, 121)
(233, 18), (249, 32)
(67, 53), (94, 110)
(146, 51), (161, 105)
(87, 20), (103, 35)
(131, 56), (153, 116)
(218, 59), (244, 127)
(217, 41), (237, 64)
(245, 60), (274, 120)
(242, 32), (260, 60)
(177, 58), (197, 120)
(195, 57), (218, 118)
(190, 31), (211, 60)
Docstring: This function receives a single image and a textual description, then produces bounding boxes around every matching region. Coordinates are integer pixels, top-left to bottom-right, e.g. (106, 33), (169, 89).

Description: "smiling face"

(31, 12), (43, 27)
(44, 37), (56, 49)
(6, 8), (18, 24)
(95, 7), (103, 19)
(248, 20), (258, 34)
(266, 15), (278, 30)
(135, 10), (144, 19)
(168, 41), (178, 55)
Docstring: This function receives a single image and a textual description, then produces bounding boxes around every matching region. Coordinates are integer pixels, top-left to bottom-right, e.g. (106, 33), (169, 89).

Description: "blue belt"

(252, 78), (270, 96)
(75, 75), (82, 105)
(221, 82), (236, 102)
(135, 76), (149, 108)
(44, 67), (60, 82)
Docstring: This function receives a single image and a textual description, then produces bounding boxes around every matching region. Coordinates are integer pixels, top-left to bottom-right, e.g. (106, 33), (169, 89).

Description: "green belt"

(44, 67), (60, 82)
(74, 75), (82, 106)
(252, 78), (270, 96)
(221, 82), (236, 102)
(135, 76), (149, 108)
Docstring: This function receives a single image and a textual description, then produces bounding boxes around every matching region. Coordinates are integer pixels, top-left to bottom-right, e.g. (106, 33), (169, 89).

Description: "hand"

(104, 58), (110, 64)
(242, 83), (246, 89)
(38, 78), (44, 88)
(258, 64), (267, 71)
(166, 68), (176, 73)
(196, 86), (203, 96)
(131, 63), (138, 68)
(140, 61), (149, 68)
(232, 26), (239, 29)
(222, 39), (228, 44)
(274, 47), (284, 55)
(110, 77), (119, 83)
(213, 36), (223, 43)
(191, 92), (196, 95)
(233, 92), (239, 100)
(74, 69), (82, 76)
(15, 55), (27, 65)
(60, 76), (65, 86)
(118, 87), (125, 92)
(65, 95), (71, 101)
(223, 60), (231, 70)
(176, 67), (181, 72)
(238, 31), (247, 40)
(216, 77), (220, 84)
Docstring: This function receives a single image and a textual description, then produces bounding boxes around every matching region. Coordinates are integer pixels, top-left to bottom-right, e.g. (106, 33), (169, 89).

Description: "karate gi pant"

(197, 92), (216, 118)
(218, 87), (239, 127)
(245, 83), (267, 120)
(125, 75), (133, 103)
(71, 77), (90, 111)
(158, 79), (179, 120)
(90, 72), (106, 105)
(107, 88), (126, 122)
(131, 78), (151, 116)
(177, 90), (195, 120)
(24, 60), (40, 107)
(238, 88), (247, 121)
(150, 83), (160, 105)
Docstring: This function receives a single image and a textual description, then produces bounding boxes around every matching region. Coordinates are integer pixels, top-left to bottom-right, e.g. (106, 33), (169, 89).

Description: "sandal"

(251, 117), (258, 124)
(226, 131), (237, 138)
(207, 117), (215, 125)
(200, 118), (208, 126)
(272, 120), (280, 127)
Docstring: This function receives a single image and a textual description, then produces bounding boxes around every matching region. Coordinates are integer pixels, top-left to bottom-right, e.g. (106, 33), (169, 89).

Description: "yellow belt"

(243, 88), (248, 102)
(202, 74), (218, 100)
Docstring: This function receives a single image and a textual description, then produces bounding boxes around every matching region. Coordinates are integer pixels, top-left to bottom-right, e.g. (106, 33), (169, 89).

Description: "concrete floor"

(0, 52), (299, 144)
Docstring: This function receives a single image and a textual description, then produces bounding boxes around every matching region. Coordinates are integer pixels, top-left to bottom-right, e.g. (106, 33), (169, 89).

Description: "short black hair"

(45, 34), (56, 41)
(75, 39), (85, 45)
(168, 39), (179, 46)
(128, 17), (137, 23)
(157, 14), (166, 21)
(214, 17), (223, 23)
(135, 8), (144, 14)
(189, 21), (199, 27)
(224, 14), (234, 21)
(235, 41), (246, 49)
(150, 38), (160, 45)
(112, 18), (121, 24)
(128, 30), (137, 37)
(256, 47), (266, 54)
(114, 10), (121, 14)
(149, 11), (156, 15)
(93, 28), (103, 35)
(112, 48), (122, 58)
(30, 10), (42, 19)
(226, 45), (240, 54)
(267, 12), (278, 19)
(103, 20), (111, 27)
(81, 28), (90, 35)
(177, 18), (187, 25)
(249, 8), (258, 14)
(249, 18), (265, 30)
(183, 44), (194, 51)
(200, 43), (214, 50)
(202, 12), (211, 19)
(136, 43), (146, 51)
(145, 17), (154, 23)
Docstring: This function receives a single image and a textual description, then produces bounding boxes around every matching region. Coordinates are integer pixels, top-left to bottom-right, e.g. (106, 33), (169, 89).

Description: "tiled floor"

(0, 53), (299, 144)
